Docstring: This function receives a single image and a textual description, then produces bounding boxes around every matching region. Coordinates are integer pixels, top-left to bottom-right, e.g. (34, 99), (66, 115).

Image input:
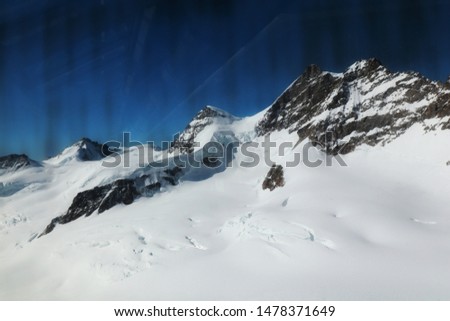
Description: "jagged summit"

(345, 58), (384, 74)
(75, 137), (98, 146)
(301, 64), (322, 79)
(300, 58), (383, 82)
(257, 58), (450, 154)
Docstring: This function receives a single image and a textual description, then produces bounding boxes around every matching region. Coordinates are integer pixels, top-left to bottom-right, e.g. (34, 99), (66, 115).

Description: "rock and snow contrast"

(1, 59), (450, 300)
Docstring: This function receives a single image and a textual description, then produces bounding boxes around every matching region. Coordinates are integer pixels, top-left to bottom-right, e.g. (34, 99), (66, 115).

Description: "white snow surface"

(1, 110), (450, 300)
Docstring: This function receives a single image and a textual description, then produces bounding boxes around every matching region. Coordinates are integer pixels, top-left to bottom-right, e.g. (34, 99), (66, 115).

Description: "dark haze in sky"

(1, 0), (449, 159)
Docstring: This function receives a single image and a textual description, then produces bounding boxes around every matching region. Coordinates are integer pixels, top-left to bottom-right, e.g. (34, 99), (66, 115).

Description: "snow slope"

(1, 123), (450, 300)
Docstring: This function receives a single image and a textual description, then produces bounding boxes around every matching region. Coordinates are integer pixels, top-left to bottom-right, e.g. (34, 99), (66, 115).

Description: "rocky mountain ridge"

(256, 58), (450, 154)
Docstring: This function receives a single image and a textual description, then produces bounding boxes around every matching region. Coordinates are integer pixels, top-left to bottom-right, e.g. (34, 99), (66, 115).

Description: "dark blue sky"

(1, 0), (450, 160)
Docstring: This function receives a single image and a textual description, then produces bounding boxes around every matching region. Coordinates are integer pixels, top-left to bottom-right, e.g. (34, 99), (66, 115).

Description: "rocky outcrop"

(40, 179), (139, 236)
(161, 166), (183, 185)
(256, 58), (450, 155)
(97, 179), (139, 213)
(262, 164), (285, 191)
(445, 76), (450, 90)
(40, 166), (184, 236)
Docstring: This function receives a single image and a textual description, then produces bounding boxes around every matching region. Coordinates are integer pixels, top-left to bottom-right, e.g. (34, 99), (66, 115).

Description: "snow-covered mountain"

(0, 154), (40, 172)
(171, 105), (242, 153)
(46, 137), (114, 165)
(1, 59), (450, 300)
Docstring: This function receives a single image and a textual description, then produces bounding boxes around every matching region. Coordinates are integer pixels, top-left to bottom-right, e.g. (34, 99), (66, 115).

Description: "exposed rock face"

(0, 154), (39, 171)
(40, 166), (184, 236)
(162, 166), (183, 185)
(256, 58), (450, 154)
(171, 106), (238, 153)
(163, 165), (183, 178)
(262, 164), (285, 191)
(97, 179), (139, 213)
(41, 179), (139, 236)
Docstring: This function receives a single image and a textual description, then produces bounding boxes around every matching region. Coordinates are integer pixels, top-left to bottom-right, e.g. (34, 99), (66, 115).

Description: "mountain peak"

(301, 64), (322, 79)
(0, 153), (39, 171)
(171, 106), (239, 153)
(345, 58), (384, 77)
(76, 137), (96, 145)
(48, 138), (112, 164)
(194, 105), (238, 121)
